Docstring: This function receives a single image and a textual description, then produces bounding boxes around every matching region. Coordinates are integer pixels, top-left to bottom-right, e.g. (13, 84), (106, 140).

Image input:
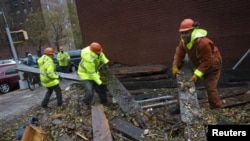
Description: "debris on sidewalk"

(0, 64), (249, 141)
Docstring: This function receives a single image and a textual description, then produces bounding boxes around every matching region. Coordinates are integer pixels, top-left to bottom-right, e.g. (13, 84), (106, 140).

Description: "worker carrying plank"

(172, 18), (222, 110)
(38, 47), (63, 108)
(77, 42), (109, 106)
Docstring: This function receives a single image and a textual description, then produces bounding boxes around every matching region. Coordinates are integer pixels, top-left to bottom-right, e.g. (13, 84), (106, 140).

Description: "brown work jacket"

(173, 37), (222, 76)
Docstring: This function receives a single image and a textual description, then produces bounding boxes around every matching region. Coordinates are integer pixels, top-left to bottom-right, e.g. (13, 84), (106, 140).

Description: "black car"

(54, 49), (81, 72)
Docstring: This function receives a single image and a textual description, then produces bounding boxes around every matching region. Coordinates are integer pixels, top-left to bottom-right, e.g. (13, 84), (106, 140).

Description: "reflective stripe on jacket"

(77, 46), (109, 85)
(39, 56), (59, 87)
(57, 52), (70, 66)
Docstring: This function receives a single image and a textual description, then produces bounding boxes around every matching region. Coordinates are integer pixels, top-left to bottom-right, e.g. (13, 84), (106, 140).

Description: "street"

(0, 79), (75, 131)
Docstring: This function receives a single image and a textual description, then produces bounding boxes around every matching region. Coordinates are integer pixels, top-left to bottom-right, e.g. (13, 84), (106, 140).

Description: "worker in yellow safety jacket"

(37, 54), (49, 72)
(57, 46), (71, 73)
(38, 47), (63, 108)
(77, 42), (109, 105)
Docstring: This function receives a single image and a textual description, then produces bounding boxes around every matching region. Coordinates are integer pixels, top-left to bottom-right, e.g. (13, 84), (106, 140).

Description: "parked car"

(0, 64), (20, 94)
(0, 59), (18, 67)
(54, 49), (81, 72)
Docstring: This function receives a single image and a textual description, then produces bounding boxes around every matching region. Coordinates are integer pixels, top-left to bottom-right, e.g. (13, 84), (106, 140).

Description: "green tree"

(24, 9), (48, 57)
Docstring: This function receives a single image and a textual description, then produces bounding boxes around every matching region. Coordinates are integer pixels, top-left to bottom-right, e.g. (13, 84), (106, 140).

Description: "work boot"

(82, 102), (91, 110)
(41, 105), (52, 109)
(58, 103), (67, 110)
(168, 106), (180, 115)
(100, 99), (108, 105)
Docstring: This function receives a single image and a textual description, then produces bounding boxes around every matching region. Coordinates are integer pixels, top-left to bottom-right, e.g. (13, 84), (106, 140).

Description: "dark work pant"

(60, 66), (69, 73)
(82, 80), (107, 105)
(41, 84), (62, 107)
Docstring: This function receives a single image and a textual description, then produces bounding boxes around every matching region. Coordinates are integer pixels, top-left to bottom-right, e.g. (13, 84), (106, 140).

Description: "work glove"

(95, 78), (102, 85)
(100, 75), (108, 85)
(189, 74), (198, 83)
(172, 65), (180, 76)
(98, 63), (108, 70)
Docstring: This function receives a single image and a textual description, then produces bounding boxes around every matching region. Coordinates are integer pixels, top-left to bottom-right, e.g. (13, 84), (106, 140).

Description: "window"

(14, 0), (18, 7)
(47, 5), (50, 11)
(24, 9), (27, 14)
(5, 66), (18, 75)
(30, 7), (33, 12)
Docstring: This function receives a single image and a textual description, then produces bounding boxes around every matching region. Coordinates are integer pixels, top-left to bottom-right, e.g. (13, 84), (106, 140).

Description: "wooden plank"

(176, 58), (207, 141)
(222, 91), (250, 108)
(100, 67), (147, 128)
(199, 86), (250, 108)
(16, 64), (81, 81)
(91, 105), (113, 141)
(109, 118), (144, 141)
(118, 73), (170, 82)
(122, 79), (177, 90)
(111, 64), (167, 77)
(16, 64), (39, 74)
(221, 69), (250, 82)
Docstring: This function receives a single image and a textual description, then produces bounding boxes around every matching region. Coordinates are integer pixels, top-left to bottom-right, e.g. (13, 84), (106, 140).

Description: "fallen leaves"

(0, 84), (250, 141)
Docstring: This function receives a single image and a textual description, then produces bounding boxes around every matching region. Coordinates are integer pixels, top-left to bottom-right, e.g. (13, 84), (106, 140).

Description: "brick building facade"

(0, 0), (76, 59)
(75, 0), (250, 69)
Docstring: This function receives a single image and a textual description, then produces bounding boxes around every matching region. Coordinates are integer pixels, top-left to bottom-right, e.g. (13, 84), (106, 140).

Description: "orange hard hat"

(44, 47), (55, 55)
(59, 47), (64, 51)
(90, 42), (102, 54)
(179, 18), (194, 32)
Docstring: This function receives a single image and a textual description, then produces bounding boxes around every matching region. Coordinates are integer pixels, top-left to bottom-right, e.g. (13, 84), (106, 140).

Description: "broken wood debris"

(176, 58), (207, 141)
(109, 117), (145, 141)
(136, 95), (174, 104)
(199, 85), (250, 108)
(110, 64), (167, 78)
(75, 131), (88, 141)
(91, 105), (113, 141)
(140, 99), (177, 109)
(100, 67), (147, 128)
(111, 64), (177, 90)
(15, 63), (250, 141)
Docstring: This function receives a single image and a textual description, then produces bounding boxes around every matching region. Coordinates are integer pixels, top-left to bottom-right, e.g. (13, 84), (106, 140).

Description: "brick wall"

(60, 1), (250, 69)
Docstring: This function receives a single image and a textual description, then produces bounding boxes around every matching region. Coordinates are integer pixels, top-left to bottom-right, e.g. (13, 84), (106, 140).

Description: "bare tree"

(24, 9), (48, 57)
(44, 9), (71, 52)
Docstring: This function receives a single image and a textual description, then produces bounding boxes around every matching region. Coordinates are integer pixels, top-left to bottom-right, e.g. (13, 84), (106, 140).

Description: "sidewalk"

(0, 79), (75, 131)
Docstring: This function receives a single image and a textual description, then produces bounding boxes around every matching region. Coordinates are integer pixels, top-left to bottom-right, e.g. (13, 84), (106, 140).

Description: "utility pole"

(1, 8), (28, 89)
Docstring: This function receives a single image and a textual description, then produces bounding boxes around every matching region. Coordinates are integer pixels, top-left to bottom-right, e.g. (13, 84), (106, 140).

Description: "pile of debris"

(0, 64), (250, 141)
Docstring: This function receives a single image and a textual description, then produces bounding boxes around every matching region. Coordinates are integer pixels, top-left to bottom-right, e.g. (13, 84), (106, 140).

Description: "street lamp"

(0, 8), (28, 89)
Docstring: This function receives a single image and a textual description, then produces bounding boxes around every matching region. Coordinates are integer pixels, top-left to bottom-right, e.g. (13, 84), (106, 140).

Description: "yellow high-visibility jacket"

(37, 55), (49, 71)
(77, 46), (109, 85)
(39, 56), (59, 87)
(57, 51), (70, 66)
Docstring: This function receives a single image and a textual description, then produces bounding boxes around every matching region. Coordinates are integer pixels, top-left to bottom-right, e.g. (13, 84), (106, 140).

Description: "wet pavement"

(0, 79), (75, 131)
